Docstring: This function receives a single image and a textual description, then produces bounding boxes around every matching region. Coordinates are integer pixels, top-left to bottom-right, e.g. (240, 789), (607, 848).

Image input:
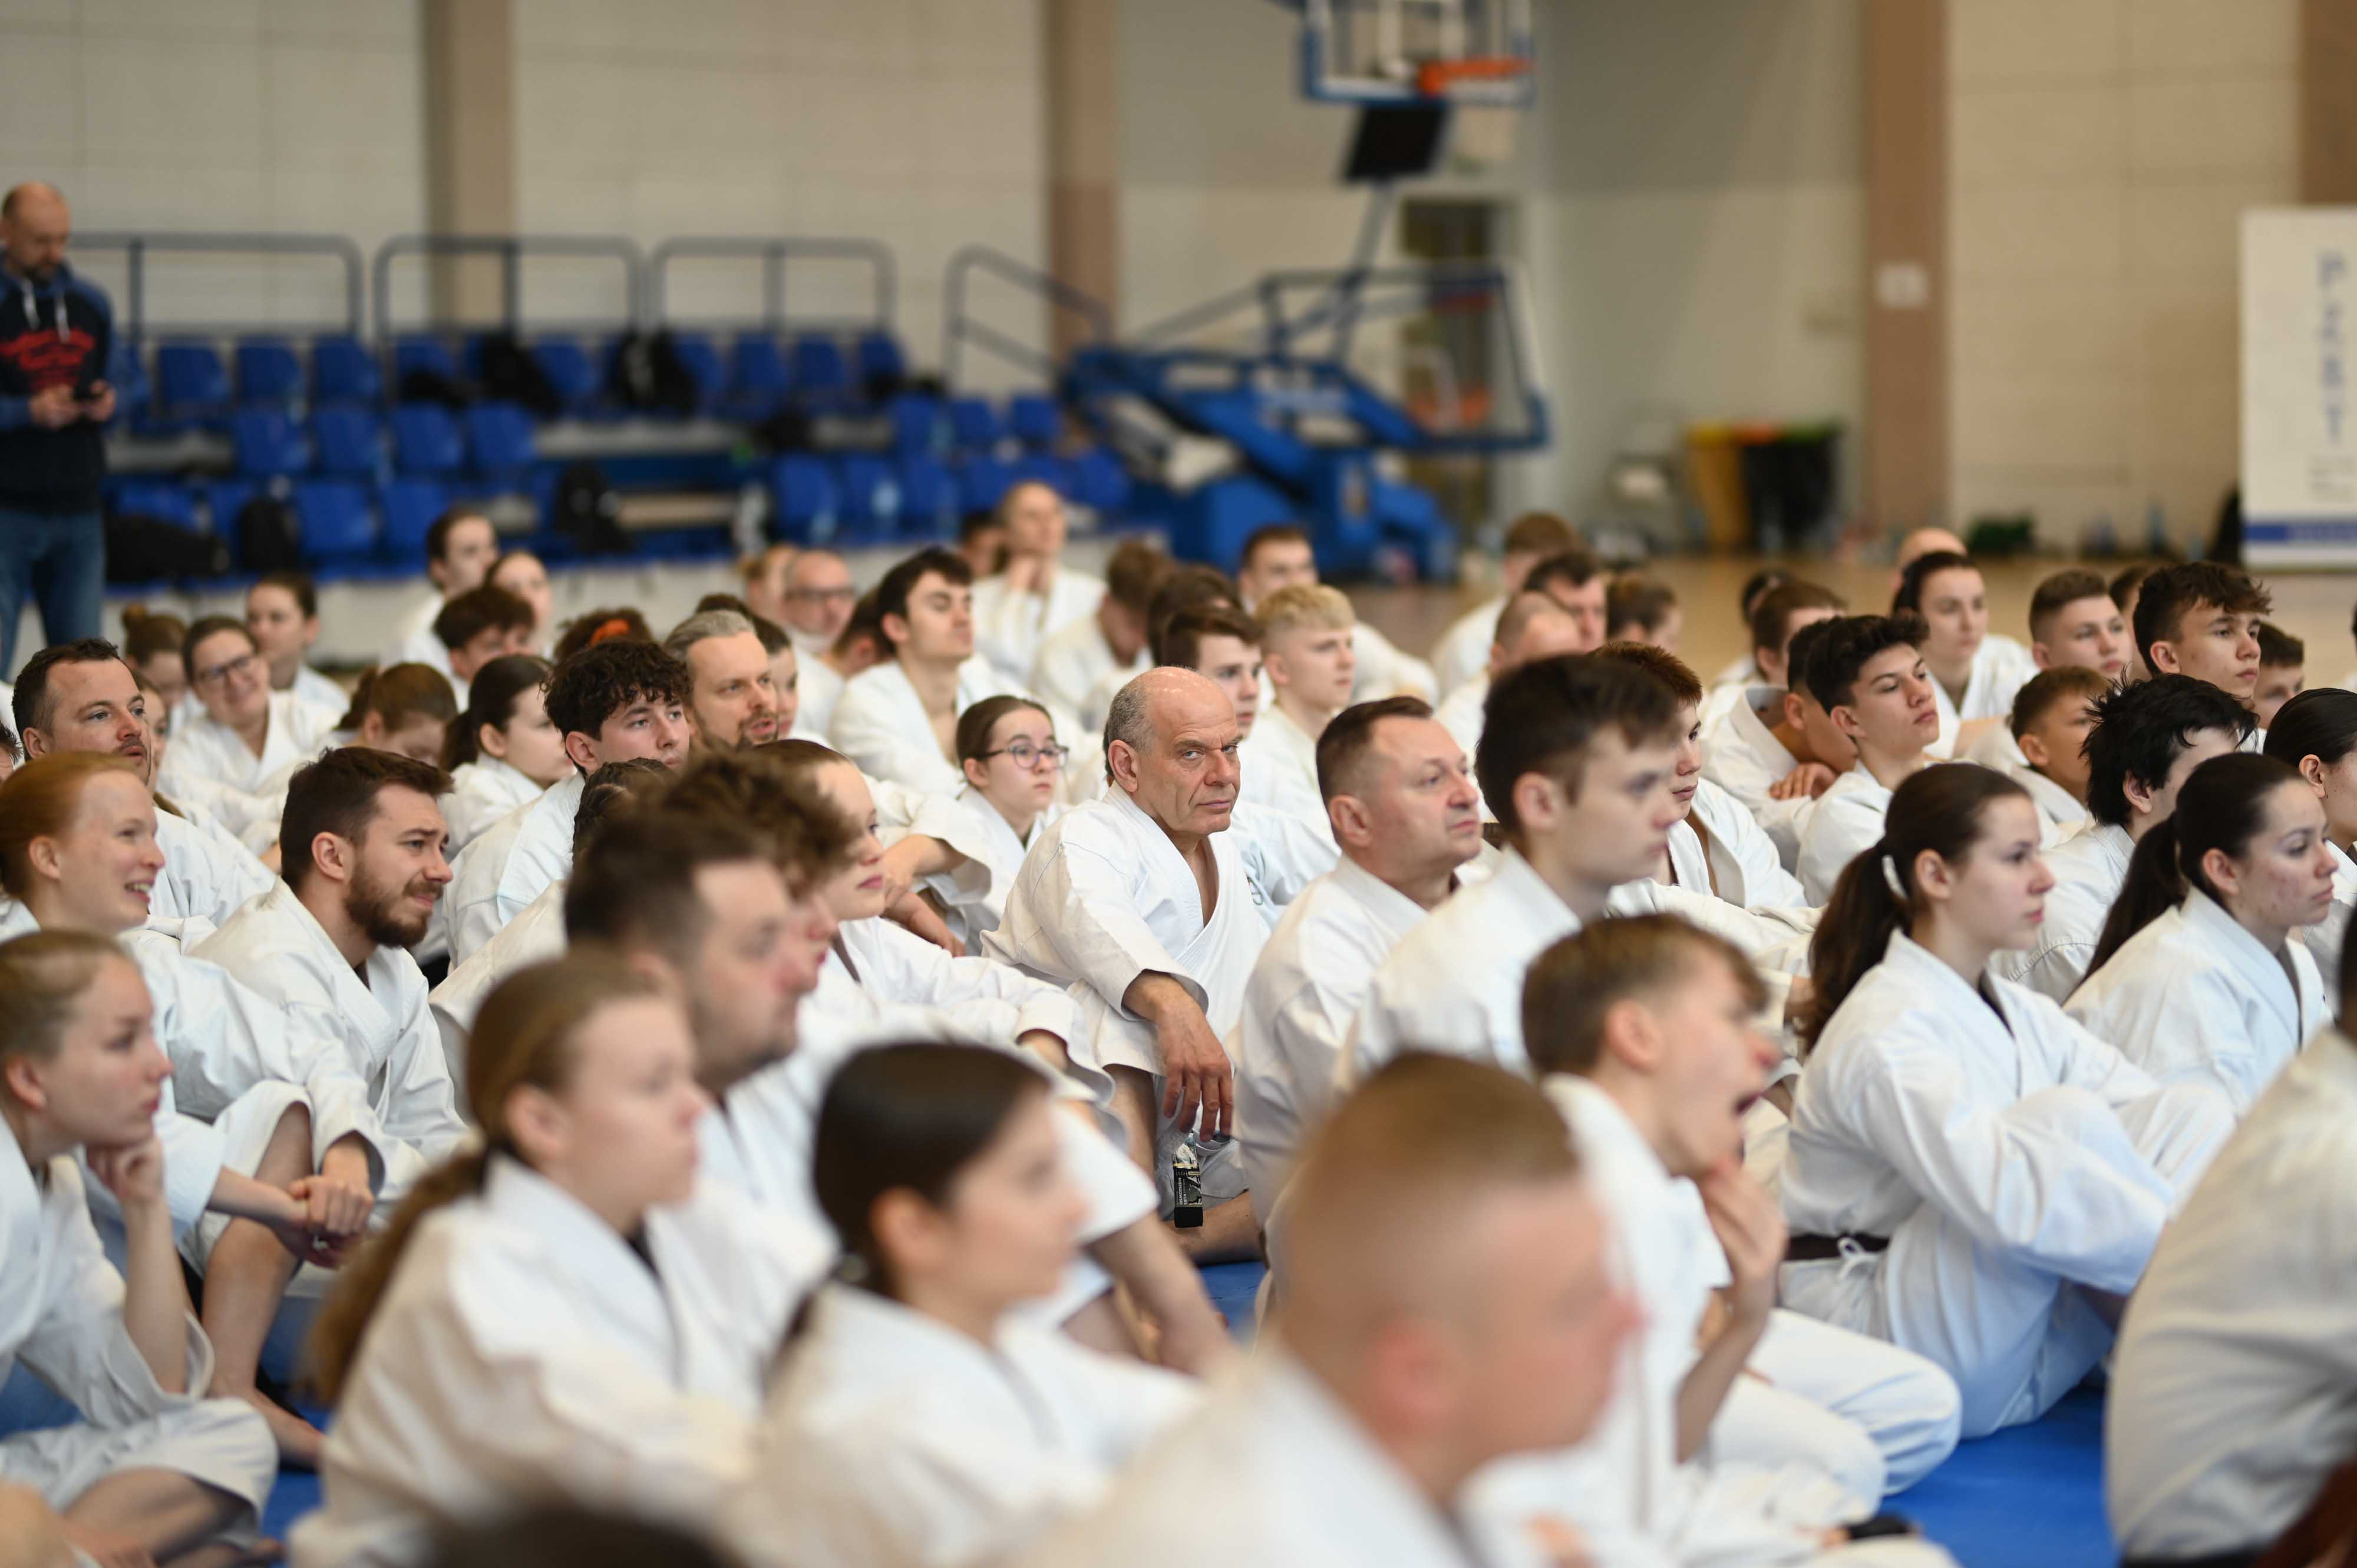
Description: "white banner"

(2243, 207), (2357, 566)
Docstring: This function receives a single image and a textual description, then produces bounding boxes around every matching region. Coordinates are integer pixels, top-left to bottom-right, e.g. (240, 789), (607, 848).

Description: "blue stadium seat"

(110, 478), (202, 532)
(292, 480), (377, 565)
(856, 330), (904, 392)
(889, 394), (942, 458)
(532, 338), (600, 417)
(391, 404), (466, 477)
(728, 334), (791, 418)
(309, 405), (382, 481)
(1070, 446), (1133, 517)
(230, 408), (310, 478)
(312, 335), (381, 406)
(896, 455), (955, 537)
(205, 480), (261, 557)
(958, 454), (1014, 513)
(104, 338), (150, 430)
(153, 343), (233, 427)
(1006, 392), (1060, 449)
(791, 333), (851, 408)
(378, 478), (448, 562)
(465, 401), (536, 486)
(392, 334), (460, 394)
(837, 453), (897, 527)
(1011, 452), (1075, 497)
(666, 332), (726, 415)
(234, 339), (304, 411)
(770, 455), (837, 543)
(947, 396), (1001, 453)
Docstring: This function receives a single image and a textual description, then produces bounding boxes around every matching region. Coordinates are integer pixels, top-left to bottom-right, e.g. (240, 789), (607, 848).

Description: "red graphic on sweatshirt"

(0, 326), (98, 389)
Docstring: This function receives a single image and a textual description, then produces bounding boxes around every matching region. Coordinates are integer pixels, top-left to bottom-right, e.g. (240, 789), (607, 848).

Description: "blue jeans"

(0, 503), (104, 675)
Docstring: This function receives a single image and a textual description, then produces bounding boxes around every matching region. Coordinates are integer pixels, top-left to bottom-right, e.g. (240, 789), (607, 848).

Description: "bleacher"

(87, 230), (1140, 595)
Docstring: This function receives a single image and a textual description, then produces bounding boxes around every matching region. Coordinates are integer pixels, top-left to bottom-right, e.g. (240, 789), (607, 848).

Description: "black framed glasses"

(979, 741), (1067, 769)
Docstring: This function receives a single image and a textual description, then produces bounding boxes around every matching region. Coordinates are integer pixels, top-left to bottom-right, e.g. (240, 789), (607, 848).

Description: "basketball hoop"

(1416, 54), (1531, 101)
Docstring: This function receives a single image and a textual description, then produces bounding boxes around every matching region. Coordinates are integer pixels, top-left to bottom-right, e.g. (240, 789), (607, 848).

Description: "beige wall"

(1949, 0), (2299, 551)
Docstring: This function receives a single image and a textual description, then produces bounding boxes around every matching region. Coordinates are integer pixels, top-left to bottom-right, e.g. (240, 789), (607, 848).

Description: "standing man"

(0, 182), (114, 671)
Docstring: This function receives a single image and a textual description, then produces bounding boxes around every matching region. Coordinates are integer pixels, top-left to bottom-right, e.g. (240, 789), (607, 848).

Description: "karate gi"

(2305, 840), (2357, 1016)
(1987, 821), (2131, 1003)
(1701, 659), (1757, 729)
(1238, 701), (1335, 843)
(1701, 688), (1818, 872)
(725, 1284), (1199, 1568)
(2004, 761), (2087, 843)
(795, 653), (847, 740)
(190, 882), (469, 1229)
(2107, 1031), (2357, 1562)
(1230, 857), (1434, 1212)
(915, 787), (1059, 949)
(384, 592), (444, 670)
(290, 1156), (826, 1568)
(441, 771), (584, 968)
(159, 690), (339, 804)
(428, 878), (568, 1111)
(1675, 777), (1811, 912)
(1349, 620), (1438, 704)
(148, 804), (276, 929)
(0, 1114), (276, 1534)
(1434, 674), (1487, 774)
(1028, 613), (1144, 732)
(2066, 890), (2329, 1115)
(1431, 592), (1507, 698)
(288, 663), (346, 715)
(1779, 934), (2235, 1437)
(971, 566), (1104, 686)
(828, 657), (1015, 795)
(440, 757), (543, 857)
(1346, 850), (1807, 1085)
(1925, 636), (2038, 760)
(1797, 767), (1902, 906)
(1026, 1349), (1498, 1568)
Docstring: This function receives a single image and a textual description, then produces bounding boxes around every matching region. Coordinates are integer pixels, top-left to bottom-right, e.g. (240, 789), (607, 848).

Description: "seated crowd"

(4, 491), (2354, 1568)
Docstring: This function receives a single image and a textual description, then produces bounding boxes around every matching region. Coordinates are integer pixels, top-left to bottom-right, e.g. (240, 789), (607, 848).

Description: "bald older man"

(0, 182), (115, 670)
(987, 667), (1283, 1253)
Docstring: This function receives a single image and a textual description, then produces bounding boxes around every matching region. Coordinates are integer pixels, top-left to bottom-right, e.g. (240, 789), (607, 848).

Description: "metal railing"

(369, 233), (645, 339)
(70, 231), (366, 342)
(645, 236), (896, 333)
(942, 244), (1113, 388)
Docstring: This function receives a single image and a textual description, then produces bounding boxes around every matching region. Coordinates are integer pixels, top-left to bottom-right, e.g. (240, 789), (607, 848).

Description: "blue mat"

(1899, 1387), (2113, 1567)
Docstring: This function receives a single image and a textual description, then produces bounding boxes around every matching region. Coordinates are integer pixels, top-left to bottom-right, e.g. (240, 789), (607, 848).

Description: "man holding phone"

(0, 181), (114, 672)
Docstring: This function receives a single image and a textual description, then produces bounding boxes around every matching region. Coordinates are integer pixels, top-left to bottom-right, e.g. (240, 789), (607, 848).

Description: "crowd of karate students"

(5, 478), (2356, 1568)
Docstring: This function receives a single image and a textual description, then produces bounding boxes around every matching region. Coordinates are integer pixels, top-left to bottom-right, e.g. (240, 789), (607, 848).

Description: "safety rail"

(646, 236), (897, 332)
(369, 233), (645, 339)
(942, 244), (1114, 388)
(70, 231), (366, 342)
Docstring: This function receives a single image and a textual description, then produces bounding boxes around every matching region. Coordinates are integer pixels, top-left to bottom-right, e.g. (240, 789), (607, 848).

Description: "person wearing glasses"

(157, 617), (340, 820)
(919, 696), (1069, 948)
(767, 549), (860, 734)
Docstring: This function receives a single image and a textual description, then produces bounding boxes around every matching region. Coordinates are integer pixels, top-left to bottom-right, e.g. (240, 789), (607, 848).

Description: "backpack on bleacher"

(477, 332), (562, 420)
(233, 495), (304, 576)
(605, 330), (697, 417)
(103, 512), (231, 584)
(551, 459), (629, 557)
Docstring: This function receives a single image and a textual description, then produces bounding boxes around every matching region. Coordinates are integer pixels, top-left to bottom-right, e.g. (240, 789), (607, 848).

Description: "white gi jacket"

(2066, 890), (2329, 1115)
(1434, 674), (1487, 776)
(1346, 850), (1808, 1085)
(2305, 840), (2357, 1016)
(2005, 761), (2087, 843)
(190, 881), (468, 1207)
(1027, 1349), (1495, 1568)
(828, 657), (1015, 795)
(1230, 857), (1434, 1209)
(160, 689), (339, 802)
(1988, 820), (2131, 1003)
(288, 663), (347, 715)
(1028, 613), (1144, 731)
(149, 804), (276, 929)
(1701, 688), (1817, 872)
(428, 878), (568, 1112)
(1675, 777), (1811, 912)
(1349, 620), (1438, 704)
(915, 787), (1059, 948)
(1431, 592), (1507, 697)
(795, 653), (847, 740)
(1239, 701), (1335, 843)
(1926, 635), (2038, 760)
(971, 566), (1104, 686)
(1780, 933), (2234, 1437)
(1797, 766), (1898, 905)
(291, 1156), (825, 1568)
(384, 592), (443, 669)
(2108, 1031), (2357, 1561)
(440, 757), (543, 857)
(725, 1284), (1199, 1568)
(0, 1114), (276, 1524)
(442, 771), (584, 968)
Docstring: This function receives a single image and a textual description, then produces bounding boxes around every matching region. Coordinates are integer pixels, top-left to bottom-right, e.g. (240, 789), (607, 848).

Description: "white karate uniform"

(2107, 1031), (2357, 1562)
(2005, 761), (2088, 843)
(0, 1114), (276, 1532)
(428, 878), (567, 1113)
(442, 771), (584, 968)
(190, 882), (469, 1228)
(1029, 613), (1144, 732)
(725, 1283), (1199, 1568)
(1778, 933), (2235, 1437)
(1987, 821), (2132, 1003)
(1959, 720), (2027, 773)
(1701, 661), (1757, 729)
(792, 652), (847, 741)
(148, 804), (276, 929)
(1924, 635), (2038, 759)
(971, 566), (1104, 686)
(1230, 857), (1434, 1211)
(1701, 687), (1818, 872)
(288, 663), (347, 715)
(159, 689), (339, 805)
(1346, 849), (1808, 1085)
(1434, 673), (1487, 771)
(2305, 839), (2357, 1017)
(1027, 1349), (1499, 1568)
(385, 592), (444, 669)
(2066, 890), (2329, 1115)
(1796, 766), (1902, 906)
(1677, 777), (1811, 912)
(1238, 701), (1334, 843)
(1348, 620), (1438, 703)
(828, 657), (1016, 795)
(915, 787), (1058, 949)
(1431, 592), (1507, 698)
(440, 757), (544, 857)
(291, 1156), (827, 1568)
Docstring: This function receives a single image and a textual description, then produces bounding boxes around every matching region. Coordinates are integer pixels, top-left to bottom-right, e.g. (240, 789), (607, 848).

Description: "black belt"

(1786, 1233), (1890, 1262)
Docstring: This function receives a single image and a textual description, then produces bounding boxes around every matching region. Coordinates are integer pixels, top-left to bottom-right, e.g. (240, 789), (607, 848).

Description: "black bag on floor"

(103, 512), (231, 583)
(233, 495), (303, 575)
(551, 459), (629, 556)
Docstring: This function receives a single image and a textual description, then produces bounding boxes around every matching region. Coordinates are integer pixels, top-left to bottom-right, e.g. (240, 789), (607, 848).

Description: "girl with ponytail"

(725, 1042), (1197, 1568)
(334, 662), (458, 765)
(1781, 764), (2236, 1440)
(2067, 753), (2333, 1114)
(298, 951), (829, 1568)
(439, 653), (561, 854)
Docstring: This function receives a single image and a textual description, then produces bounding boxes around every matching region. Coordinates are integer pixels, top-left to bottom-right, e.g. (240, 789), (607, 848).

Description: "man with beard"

(12, 638), (275, 925)
(663, 608), (783, 752)
(193, 748), (468, 1234)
